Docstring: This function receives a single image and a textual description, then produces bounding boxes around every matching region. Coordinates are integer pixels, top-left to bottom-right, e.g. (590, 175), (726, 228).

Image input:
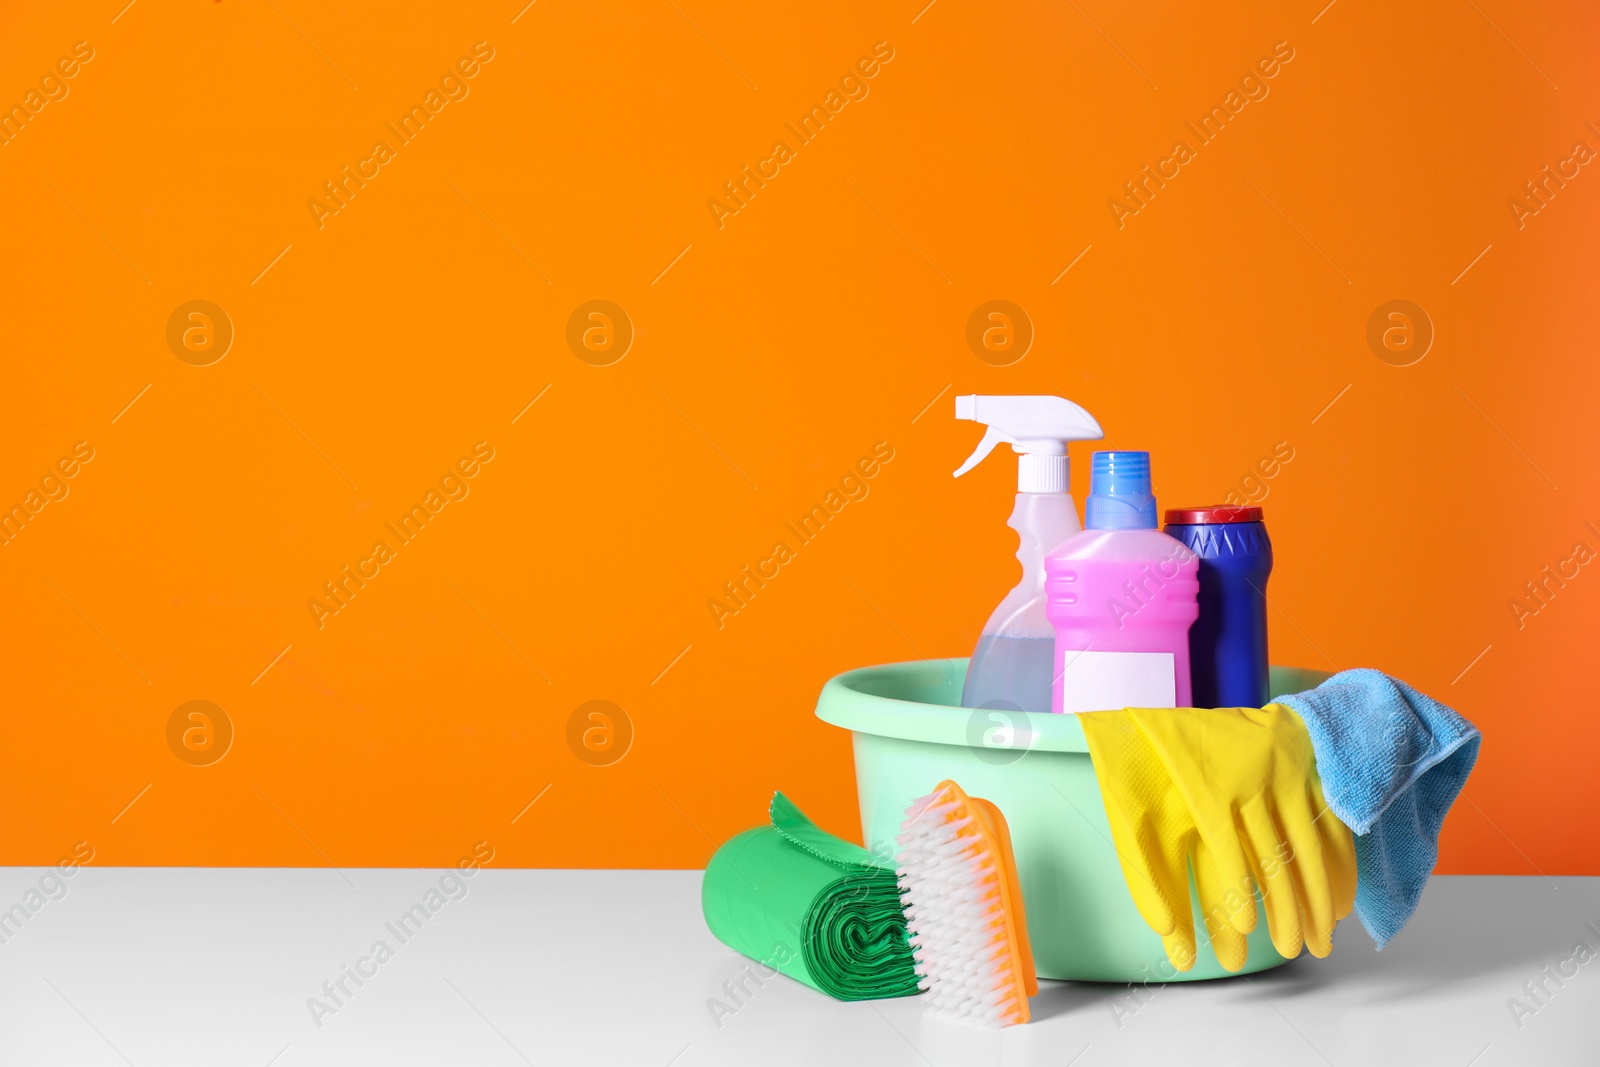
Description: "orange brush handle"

(972, 795), (1039, 998)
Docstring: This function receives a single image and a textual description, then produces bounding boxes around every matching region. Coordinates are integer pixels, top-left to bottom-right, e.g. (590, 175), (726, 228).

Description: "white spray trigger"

(953, 425), (1015, 478)
(952, 394), (1104, 493)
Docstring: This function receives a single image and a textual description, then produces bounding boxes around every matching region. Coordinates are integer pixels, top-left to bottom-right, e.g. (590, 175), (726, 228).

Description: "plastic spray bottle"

(1045, 451), (1199, 714)
(954, 395), (1104, 713)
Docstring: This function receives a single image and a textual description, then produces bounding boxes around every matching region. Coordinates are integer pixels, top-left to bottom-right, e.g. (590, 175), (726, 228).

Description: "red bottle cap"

(1163, 505), (1263, 525)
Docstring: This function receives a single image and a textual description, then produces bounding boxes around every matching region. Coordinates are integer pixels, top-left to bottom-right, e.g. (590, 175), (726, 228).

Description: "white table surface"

(0, 868), (1592, 1065)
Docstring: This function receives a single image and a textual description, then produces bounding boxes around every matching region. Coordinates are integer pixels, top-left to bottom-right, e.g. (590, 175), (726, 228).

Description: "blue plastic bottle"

(1162, 505), (1273, 709)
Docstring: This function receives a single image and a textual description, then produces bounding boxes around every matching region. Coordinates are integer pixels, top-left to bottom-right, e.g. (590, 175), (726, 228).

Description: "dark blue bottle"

(1162, 506), (1273, 708)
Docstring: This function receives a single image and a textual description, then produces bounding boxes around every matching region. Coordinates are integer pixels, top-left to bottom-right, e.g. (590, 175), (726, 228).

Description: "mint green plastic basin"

(815, 658), (1331, 983)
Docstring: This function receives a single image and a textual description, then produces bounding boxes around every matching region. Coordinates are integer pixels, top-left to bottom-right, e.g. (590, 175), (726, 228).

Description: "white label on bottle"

(1058, 651), (1176, 714)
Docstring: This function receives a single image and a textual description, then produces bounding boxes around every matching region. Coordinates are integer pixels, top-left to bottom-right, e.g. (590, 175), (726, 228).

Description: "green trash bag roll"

(701, 792), (919, 1001)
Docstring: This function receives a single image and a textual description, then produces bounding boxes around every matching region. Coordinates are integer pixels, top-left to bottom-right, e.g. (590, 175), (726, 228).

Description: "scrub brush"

(896, 779), (1038, 1027)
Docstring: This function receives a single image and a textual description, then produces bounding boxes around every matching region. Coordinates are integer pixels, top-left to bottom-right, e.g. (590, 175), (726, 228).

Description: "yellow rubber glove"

(1077, 711), (1255, 971)
(1128, 704), (1356, 960)
(1080, 704), (1356, 972)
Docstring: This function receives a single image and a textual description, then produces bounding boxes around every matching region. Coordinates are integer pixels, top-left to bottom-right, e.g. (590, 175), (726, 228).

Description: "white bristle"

(895, 786), (1027, 1029)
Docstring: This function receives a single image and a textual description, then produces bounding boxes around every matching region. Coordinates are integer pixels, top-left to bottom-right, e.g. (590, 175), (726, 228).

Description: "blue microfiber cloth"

(1275, 668), (1481, 949)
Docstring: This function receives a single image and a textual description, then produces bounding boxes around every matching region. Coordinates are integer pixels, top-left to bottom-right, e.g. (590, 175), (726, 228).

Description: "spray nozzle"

(953, 394), (1103, 493)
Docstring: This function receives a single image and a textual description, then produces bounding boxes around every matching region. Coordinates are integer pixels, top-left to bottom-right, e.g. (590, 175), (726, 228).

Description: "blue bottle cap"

(1085, 450), (1157, 530)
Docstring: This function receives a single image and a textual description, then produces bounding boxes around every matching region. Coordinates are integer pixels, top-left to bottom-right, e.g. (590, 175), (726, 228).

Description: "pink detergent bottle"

(1045, 451), (1199, 714)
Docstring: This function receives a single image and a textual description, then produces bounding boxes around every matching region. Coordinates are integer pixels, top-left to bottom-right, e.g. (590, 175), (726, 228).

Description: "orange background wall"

(1, 0), (1595, 873)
